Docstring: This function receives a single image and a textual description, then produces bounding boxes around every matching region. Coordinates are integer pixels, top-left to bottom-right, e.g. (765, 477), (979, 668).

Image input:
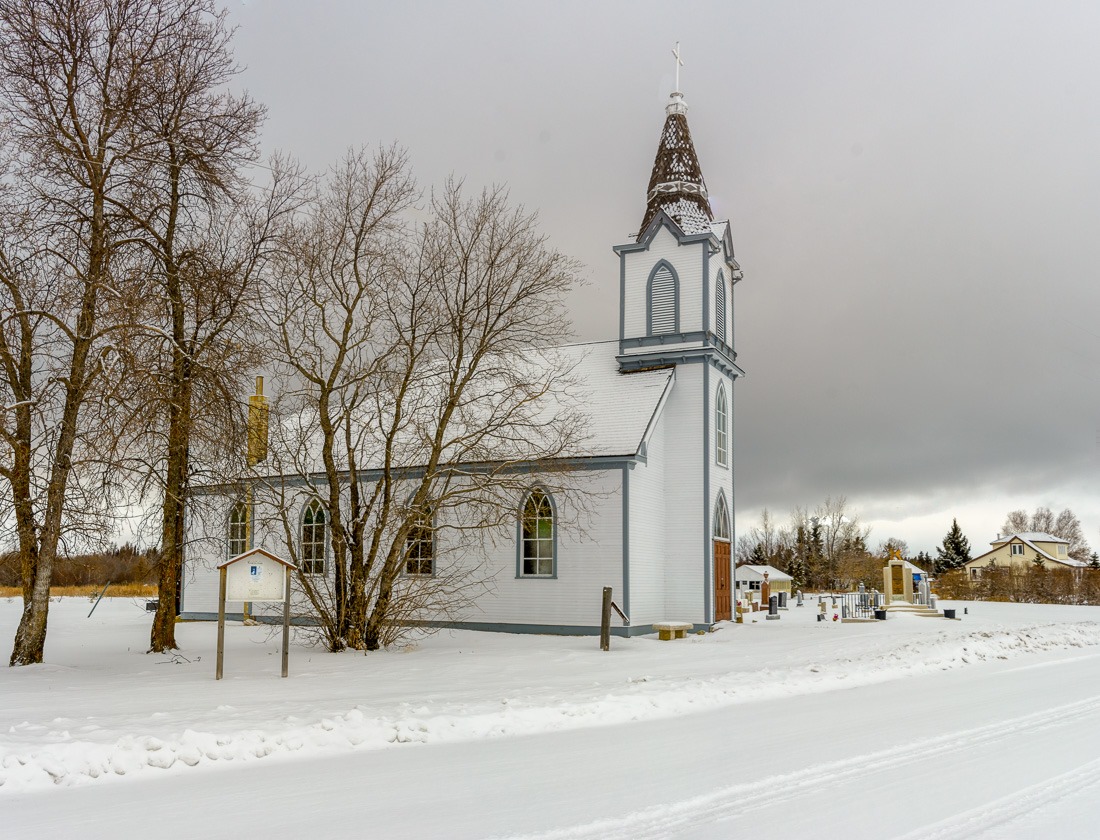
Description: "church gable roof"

(233, 341), (674, 487)
(564, 340), (674, 457)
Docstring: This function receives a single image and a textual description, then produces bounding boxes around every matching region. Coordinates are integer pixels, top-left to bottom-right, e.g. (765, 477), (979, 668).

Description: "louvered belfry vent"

(716, 276), (727, 343)
(639, 91), (714, 238)
(649, 264), (677, 334)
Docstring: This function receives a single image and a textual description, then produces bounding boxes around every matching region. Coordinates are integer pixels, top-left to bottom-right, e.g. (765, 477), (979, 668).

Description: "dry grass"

(0, 583), (158, 599)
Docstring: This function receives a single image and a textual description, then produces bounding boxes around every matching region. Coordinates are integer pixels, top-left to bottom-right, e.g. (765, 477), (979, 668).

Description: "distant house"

(963, 532), (1085, 579)
(735, 564), (792, 606)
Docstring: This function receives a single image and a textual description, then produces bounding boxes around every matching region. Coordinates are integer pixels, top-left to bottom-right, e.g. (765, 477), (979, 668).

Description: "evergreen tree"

(1089, 552), (1100, 570)
(786, 556), (807, 589)
(914, 550), (935, 575)
(936, 519), (972, 570)
(749, 542), (768, 565)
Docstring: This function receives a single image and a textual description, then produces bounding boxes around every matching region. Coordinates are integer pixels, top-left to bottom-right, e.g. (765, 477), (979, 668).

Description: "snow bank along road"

(3, 599), (1100, 838)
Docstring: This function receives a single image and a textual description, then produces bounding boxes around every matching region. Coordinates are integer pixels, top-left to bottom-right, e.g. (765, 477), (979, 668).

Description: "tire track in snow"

(894, 757), (1100, 840)
(500, 694), (1100, 840)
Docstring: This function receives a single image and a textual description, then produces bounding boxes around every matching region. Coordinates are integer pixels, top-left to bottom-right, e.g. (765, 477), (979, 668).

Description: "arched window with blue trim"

(300, 499), (327, 575)
(714, 493), (731, 541)
(647, 261), (678, 335)
(715, 270), (727, 344)
(227, 501), (248, 558)
(520, 489), (555, 577)
(716, 383), (729, 468)
(405, 508), (435, 576)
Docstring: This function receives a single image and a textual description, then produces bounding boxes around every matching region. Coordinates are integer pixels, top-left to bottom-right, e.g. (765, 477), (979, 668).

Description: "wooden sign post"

(215, 548), (296, 680)
(598, 587), (630, 651)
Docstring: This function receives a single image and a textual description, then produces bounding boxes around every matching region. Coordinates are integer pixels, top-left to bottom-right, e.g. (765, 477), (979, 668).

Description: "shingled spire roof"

(638, 91), (714, 238)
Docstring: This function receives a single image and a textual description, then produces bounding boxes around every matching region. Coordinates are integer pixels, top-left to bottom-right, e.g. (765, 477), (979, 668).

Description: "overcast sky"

(226, 0), (1100, 555)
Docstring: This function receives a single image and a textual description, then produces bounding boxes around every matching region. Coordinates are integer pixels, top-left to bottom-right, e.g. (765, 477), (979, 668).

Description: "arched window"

(647, 261), (678, 335)
(300, 500), (327, 575)
(405, 509), (434, 576)
(520, 490), (555, 577)
(227, 502), (248, 558)
(715, 270), (727, 344)
(714, 493), (731, 541)
(715, 383), (729, 468)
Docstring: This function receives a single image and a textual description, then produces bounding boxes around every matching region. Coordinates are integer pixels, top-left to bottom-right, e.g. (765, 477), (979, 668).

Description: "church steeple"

(614, 45), (742, 381)
(638, 87), (713, 239)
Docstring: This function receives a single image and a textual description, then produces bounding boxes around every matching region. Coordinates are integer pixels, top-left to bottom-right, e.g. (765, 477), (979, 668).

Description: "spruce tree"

(936, 518), (972, 570)
(915, 550), (935, 575)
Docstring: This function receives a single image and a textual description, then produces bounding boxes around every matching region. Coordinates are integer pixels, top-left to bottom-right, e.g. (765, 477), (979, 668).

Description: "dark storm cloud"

(227, 0), (1100, 549)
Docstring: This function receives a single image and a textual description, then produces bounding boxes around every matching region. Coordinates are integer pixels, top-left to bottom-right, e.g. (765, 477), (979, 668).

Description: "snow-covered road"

(5, 600), (1100, 838)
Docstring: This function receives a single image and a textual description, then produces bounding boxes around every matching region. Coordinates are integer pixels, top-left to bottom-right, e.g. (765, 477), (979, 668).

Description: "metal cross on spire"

(672, 41), (684, 92)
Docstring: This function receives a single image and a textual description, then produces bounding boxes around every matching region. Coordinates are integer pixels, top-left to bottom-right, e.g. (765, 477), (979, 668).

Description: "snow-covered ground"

(3, 596), (1100, 838)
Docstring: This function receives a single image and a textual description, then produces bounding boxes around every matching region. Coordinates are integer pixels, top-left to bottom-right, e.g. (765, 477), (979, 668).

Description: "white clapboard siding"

(659, 362), (706, 622)
(627, 411), (667, 625)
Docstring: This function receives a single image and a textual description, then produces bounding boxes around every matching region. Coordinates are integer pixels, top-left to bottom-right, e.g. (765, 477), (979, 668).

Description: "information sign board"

(215, 547), (297, 680)
(226, 554), (286, 602)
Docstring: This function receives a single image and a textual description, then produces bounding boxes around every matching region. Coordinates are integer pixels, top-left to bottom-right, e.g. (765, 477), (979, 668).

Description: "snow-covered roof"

(660, 198), (714, 235)
(541, 340), (673, 457)
(992, 532), (1068, 545)
(247, 340), (674, 482)
(734, 564), (793, 582)
(903, 560), (927, 576)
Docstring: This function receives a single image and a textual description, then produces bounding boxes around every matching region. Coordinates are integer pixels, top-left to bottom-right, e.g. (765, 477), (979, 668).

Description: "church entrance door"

(714, 540), (732, 621)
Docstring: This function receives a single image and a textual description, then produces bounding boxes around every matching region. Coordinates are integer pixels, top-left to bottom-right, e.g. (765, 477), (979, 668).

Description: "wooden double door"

(714, 540), (732, 621)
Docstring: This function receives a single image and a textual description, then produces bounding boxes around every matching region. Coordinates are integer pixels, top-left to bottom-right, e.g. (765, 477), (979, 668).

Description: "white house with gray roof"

(180, 84), (744, 635)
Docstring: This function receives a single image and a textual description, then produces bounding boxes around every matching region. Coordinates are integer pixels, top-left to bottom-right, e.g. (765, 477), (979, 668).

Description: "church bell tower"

(614, 72), (743, 380)
(613, 50), (744, 625)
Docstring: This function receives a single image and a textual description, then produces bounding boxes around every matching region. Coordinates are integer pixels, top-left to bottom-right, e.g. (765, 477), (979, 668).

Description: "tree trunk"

(364, 559), (400, 652)
(345, 554), (367, 650)
(150, 374), (191, 651)
(9, 566), (50, 666)
(10, 182), (104, 665)
(149, 195), (189, 653)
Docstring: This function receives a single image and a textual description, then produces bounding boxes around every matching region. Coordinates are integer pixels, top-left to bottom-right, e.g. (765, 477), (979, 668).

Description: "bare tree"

(1052, 508), (1090, 563)
(1001, 506), (1091, 563)
(0, 0), (301, 656)
(809, 496), (871, 587)
(1030, 506), (1056, 535)
(0, 0), (175, 664)
(258, 153), (585, 651)
(1002, 509), (1030, 534)
(736, 499), (873, 590)
(735, 507), (786, 565)
(878, 537), (909, 558)
(128, 169), (303, 652)
(112, 1), (274, 653)
(259, 146), (419, 651)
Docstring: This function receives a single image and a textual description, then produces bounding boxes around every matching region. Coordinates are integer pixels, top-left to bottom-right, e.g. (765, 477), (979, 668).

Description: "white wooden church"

(181, 84), (745, 635)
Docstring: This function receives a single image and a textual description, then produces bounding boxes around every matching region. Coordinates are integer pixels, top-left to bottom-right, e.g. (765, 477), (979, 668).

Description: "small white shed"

(734, 564), (793, 606)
